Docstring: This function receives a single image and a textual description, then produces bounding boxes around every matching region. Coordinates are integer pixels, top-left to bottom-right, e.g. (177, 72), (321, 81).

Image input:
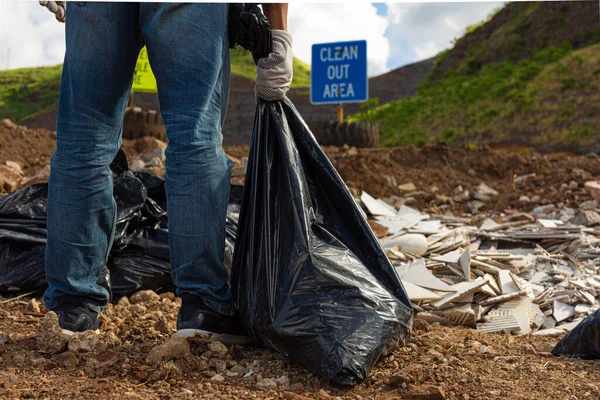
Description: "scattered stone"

(257, 377), (277, 390)
(407, 384), (446, 400)
(568, 180), (579, 190)
(5, 161), (23, 176)
(36, 312), (68, 354)
(146, 337), (190, 365)
(0, 164), (22, 193)
(388, 372), (414, 387)
(0, 372), (18, 389)
(209, 358), (227, 373)
(276, 374), (290, 387)
(283, 392), (309, 400)
(468, 168), (476, 176)
(210, 373), (225, 382)
(585, 181), (600, 200)
(398, 182), (417, 192)
(68, 331), (99, 352)
(29, 298), (41, 314)
(289, 382), (305, 392)
(519, 195), (530, 204)
(57, 351), (79, 368)
(130, 158), (146, 172)
(130, 290), (160, 304)
(208, 340), (229, 358)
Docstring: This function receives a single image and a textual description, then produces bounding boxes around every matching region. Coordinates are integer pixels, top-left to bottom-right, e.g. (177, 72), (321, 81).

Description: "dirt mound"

(0, 121), (56, 176)
(226, 143), (600, 215)
(2, 122), (600, 215)
(1, 293), (599, 399)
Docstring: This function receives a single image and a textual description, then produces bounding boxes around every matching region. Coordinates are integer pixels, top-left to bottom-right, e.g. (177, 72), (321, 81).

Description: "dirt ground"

(2, 292), (600, 400)
(2, 123), (600, 399)
(2, 123), (600, 214)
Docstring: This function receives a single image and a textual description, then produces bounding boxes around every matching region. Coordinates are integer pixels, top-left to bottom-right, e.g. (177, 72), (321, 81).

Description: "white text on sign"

(320, 45), (360, 100)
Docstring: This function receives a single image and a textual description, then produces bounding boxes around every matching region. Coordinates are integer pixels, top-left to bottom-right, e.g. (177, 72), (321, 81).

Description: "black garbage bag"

(0, 183), (111, 296)
(552, 310), (600, 358)
(231, 98), (413, 386)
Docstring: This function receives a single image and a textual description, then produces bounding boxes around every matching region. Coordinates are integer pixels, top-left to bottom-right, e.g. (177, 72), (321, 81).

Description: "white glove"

(39, 1), (66, 23)
(255, 30), (293, 101)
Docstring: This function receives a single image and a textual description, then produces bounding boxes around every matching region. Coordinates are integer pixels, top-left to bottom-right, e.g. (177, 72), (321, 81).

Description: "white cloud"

(0, 0), (66, 70)
(288, 3), (389, 77)
(384, 2), (505, 68)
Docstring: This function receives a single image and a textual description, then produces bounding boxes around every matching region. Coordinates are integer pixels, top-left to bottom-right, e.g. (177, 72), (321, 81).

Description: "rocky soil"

(2, 290), (600, 399)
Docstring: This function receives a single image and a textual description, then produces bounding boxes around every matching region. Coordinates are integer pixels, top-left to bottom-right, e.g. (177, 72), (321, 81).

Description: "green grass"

(351, 43), (600, 149)
(0, 48), (311, 123)
(0, 65), (63, 123)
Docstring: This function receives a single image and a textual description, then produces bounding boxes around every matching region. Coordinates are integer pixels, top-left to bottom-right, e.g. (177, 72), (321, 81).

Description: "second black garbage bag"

(231, 98), (413, 386)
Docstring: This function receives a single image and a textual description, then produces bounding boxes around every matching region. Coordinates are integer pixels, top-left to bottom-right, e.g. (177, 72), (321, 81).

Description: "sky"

(0, 1), (505, 76)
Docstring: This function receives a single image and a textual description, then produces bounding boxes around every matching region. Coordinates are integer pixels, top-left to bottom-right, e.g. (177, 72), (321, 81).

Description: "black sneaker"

(52, 303), (100, 337)
(173, 295), (252, 345)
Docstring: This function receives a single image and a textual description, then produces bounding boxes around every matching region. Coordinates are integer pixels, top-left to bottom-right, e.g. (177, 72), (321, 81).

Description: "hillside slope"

(353, 1), (600, 151)
(0, 48), (311, 123)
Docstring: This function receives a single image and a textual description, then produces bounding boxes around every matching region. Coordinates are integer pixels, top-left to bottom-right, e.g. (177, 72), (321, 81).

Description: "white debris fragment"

(360, 191), (397, 217)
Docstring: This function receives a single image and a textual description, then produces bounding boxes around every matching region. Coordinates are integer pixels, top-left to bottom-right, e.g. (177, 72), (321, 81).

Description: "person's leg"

(43, 2), (142, 322)
(139, 4), (234, 316)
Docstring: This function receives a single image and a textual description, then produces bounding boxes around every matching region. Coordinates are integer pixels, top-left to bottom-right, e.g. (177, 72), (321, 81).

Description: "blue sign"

(311, 40), (368, 105)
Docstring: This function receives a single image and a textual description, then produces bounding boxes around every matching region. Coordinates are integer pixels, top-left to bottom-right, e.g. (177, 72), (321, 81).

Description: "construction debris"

(359, 189), (600, 336)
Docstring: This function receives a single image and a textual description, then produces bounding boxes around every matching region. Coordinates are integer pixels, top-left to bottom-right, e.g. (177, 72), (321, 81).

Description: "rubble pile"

(360, 188), (600, 337)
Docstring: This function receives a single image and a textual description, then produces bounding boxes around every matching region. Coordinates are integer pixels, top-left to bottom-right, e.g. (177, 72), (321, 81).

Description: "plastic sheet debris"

(231, 98), (413, 386)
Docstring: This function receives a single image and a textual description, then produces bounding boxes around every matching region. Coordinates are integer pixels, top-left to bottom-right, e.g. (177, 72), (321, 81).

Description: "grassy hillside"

(0, 48), (310, 123)
(352, 1), (600, 151)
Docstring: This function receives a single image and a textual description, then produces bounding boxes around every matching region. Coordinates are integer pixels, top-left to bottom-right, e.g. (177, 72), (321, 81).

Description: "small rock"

(0, 371), (18, 389)
(519, 195), (530, 204)
(289, 382), (304, 393)
(68, 331), (99, 352)
(283, 392), (309, 400)
(29, 298), (41, 314)
(36, 312), (68, 354)
(317, 389), (333, 399)
(154, 317), (171, 334)
(398, 182), (417, 191)
(276, 374), (290, 387)
(129, 290), (160, 304)
(5, 161), (22, 176)
(388, 372), (414, 387)
(208, 341), (229, 358)
(347, 147), (358, 156)
(130, 159), (146, 172)
(367, 220), (389, 238)
(585, 181), (600, 200)
(0, 164), (22, 193)
(559, 183), (569, 193)
(407, 384), (446, 400)
(209, 358), (227, 373)
(57, 351), (79, 368)
(257, 377), (278, 390)
(229, 364), (248, 375)
(146, 337), (190, 365)
(568, 180), (579, 190)
(11, 354), (25, 365)
(226, 370), (238, 377)
(468, 168), (476, 176)
(530, 195), (540, 204)
(210, 373), (225, 382)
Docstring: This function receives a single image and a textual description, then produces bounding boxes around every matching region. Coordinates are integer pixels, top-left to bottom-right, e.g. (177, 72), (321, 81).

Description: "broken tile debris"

(357, 190), (600, 336)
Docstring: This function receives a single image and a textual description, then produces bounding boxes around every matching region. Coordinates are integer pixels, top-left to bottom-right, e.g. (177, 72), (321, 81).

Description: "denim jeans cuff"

(44, 296), (105, 314)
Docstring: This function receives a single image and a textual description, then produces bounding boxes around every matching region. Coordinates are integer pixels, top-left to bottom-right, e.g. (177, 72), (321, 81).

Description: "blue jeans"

(43, 2), (234, 315)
